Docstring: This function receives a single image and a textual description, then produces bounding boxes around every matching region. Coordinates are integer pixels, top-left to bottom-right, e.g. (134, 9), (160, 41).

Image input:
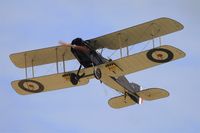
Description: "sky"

(0, 0), (200, 133)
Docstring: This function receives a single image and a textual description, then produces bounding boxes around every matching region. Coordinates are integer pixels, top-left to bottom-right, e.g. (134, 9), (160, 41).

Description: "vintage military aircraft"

(10, 17), (185, 109)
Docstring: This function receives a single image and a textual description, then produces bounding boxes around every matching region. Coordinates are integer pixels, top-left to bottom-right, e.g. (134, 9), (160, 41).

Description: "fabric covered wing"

(11, 67), (94, 95)
(99, 45), (185, 78)
(10, 46), (75, 68)
(88, 18), (183, 50)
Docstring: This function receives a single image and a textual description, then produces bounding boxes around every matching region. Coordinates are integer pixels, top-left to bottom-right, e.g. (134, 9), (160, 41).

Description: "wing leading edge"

(10, 45), (75, 68)
(88, 17), (184, 50)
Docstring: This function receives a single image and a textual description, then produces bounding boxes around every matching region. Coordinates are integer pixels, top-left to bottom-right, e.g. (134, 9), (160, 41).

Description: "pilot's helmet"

(71, 38), (85, 46)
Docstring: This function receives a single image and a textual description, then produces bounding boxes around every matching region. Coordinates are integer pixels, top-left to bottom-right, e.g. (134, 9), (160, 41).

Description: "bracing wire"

(108, 50), (118, 59)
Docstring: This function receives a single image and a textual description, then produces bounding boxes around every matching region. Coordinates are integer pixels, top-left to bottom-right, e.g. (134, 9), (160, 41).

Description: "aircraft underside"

(9, 17), (185, 109)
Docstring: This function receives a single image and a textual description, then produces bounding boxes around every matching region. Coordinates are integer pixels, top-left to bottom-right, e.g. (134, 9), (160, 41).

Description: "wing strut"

(126, 46), (129, 56)
(62, 52), (66, 73)
(118, 33), (130, 57)
(151, 30), (155, 48)
(31, 59), (35, 78)
(24, 53), (35, 79)
(159, 37), (162, 47)
(118, 33), (123, 58)
(24, 53), (28, 79)
(55, 47), (59, 73)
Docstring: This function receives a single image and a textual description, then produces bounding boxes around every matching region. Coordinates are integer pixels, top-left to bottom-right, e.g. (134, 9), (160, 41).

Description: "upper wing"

(88, 17), (184, 50)
(99, 45), (185, 78)
(10, 45), (75, 68)
(11, 66), (94, 95)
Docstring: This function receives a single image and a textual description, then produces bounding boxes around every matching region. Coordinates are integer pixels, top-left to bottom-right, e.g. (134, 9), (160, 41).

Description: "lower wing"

(11, 67), (94, 95)
(99, 45), (185, 78)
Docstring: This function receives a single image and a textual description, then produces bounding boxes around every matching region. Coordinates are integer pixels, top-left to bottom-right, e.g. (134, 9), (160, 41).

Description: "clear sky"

(0, 0), (200, 133)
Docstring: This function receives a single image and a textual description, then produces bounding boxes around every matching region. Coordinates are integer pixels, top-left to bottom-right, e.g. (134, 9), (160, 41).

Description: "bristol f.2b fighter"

(10, 17), (185, 109)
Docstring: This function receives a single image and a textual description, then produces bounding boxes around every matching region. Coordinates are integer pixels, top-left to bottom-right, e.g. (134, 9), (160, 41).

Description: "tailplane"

(108, 88), (169, 109)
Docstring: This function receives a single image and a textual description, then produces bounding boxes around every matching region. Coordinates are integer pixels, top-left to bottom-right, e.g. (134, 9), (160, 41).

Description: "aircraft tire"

(94, 68), (102, 80)
(70, 73), (79, 85)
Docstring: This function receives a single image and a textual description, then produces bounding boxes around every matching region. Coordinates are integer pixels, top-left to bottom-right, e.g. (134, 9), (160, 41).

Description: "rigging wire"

(140, 40), (151, 52)
(108, 49), (118, 59)
(107, 24), (160, 58)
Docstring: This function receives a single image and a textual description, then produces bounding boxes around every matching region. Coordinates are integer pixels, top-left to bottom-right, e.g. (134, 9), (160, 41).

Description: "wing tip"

(159, 17), (184, 30)
(11, 80), (27, 95)
(162, 45), (186, 59)
(9, 53), (25, 68)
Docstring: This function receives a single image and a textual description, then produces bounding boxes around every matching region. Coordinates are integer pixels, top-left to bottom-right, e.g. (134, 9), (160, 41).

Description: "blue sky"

(0, 0), (200, 133)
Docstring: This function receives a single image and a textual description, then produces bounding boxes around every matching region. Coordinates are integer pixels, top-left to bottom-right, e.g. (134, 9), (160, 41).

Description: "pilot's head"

(71, 38), (85, 46)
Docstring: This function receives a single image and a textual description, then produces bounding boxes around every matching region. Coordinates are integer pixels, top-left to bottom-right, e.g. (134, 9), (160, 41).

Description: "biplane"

(10, 17), (185, 109)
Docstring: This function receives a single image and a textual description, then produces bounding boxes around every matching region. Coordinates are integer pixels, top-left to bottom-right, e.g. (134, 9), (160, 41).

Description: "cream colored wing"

(137, 88), (169, 101)
(10, 45), (75, 68)
(88, 17), (184, 50)
(99, 45), (185, 78)
(11, 67), (94, 95)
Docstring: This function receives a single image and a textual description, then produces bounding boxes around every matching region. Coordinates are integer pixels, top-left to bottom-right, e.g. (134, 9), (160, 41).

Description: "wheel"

(93, 68), (102, 80)
(70, 73), (79, 85)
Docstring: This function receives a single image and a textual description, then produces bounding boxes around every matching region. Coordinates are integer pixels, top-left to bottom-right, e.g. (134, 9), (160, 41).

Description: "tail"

(130, 82), (142, 92)
(129, 82), (143, 104)
(108, 88), (169, 109)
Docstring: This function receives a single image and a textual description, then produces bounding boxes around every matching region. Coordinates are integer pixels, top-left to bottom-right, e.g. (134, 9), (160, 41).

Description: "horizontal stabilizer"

(108, 95), (136, 109)
(136, 88), (169, 101)
(108, 88), (169, 109)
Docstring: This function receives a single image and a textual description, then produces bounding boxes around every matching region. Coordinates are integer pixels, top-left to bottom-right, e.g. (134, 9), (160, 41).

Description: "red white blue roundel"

(18, 79), (44, 93)
(146, 48), (174, 63)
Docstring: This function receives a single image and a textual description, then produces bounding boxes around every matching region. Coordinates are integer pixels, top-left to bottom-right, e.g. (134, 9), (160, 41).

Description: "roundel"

(146, 48), (174, 63)
(18, 79), (44, 93)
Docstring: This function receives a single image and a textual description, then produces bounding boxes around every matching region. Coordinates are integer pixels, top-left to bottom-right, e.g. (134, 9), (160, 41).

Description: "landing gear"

(69, 65), (85, 85)
(69, 65), (102, 85)
(70, 73), (79, 85)
(93, 67), (102, 80)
